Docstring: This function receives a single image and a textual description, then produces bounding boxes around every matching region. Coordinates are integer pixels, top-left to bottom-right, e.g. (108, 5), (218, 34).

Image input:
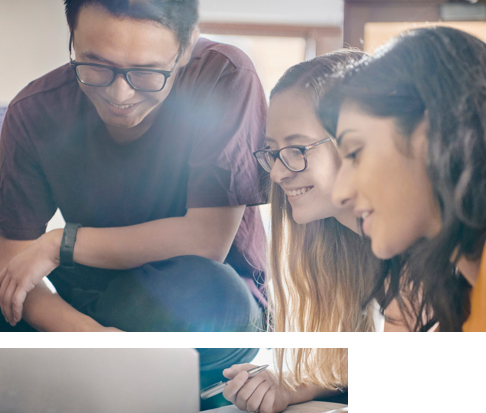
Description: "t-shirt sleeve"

(185, 52), (267, 209)
(0, 103), (57, 240)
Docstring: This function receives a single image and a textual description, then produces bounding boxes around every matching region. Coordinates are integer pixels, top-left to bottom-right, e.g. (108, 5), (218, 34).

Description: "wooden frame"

(198, 22), (343, 57)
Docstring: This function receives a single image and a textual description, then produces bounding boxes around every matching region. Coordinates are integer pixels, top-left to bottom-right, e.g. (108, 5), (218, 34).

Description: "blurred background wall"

(0, 0), (68, 106)
(0, 0), (343, 105)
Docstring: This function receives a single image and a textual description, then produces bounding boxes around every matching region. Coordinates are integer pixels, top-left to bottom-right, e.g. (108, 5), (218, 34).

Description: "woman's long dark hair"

(320, 26), (486, 331)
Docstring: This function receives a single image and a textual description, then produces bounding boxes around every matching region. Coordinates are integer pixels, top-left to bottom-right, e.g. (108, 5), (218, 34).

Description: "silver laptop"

(0, 348), (199, 413)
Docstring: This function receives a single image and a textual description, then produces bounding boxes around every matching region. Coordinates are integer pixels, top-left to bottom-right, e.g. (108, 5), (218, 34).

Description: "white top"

(372, 298), (386, 332)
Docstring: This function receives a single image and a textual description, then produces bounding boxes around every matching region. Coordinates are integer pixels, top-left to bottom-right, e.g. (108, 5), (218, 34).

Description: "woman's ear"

(177, 28), (200, 67)
(411, 110), (430, 160)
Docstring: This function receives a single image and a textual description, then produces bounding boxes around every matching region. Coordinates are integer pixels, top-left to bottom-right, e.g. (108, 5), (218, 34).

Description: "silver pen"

(200, 364), (269, 400)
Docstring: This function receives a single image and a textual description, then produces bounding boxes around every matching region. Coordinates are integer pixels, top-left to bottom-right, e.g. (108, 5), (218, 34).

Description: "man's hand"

(222, 364), (291, 413)
(0, 231), (62, 326)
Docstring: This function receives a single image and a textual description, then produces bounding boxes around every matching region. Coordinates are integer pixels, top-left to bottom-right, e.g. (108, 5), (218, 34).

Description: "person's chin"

(291, 209), (322, 225)
(291, 210), (309, 225)
(105, 117), (141, 130)
(98, 109), (144, 129)
(371, 246), (392, 260)
(371, 237), (404, 260)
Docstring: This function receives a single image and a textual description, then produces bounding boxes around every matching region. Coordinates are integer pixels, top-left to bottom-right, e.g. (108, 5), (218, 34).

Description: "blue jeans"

(47, 255), (263, 332)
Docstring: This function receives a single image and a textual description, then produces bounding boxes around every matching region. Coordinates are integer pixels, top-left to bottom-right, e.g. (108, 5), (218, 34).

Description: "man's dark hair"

(320, 26), (486, 331)
(64, 0), (199, 51)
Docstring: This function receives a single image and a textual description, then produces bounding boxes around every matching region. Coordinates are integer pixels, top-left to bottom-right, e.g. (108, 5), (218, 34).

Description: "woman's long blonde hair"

(266, 51), (380, 390)
(275, 348), (348, 392)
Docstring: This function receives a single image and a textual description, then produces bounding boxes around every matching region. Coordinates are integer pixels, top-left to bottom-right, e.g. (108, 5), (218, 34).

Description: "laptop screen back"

(0, 348), (199, 413)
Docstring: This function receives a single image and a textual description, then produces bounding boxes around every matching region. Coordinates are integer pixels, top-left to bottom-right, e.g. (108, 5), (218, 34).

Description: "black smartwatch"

(60, 223), (82, 268)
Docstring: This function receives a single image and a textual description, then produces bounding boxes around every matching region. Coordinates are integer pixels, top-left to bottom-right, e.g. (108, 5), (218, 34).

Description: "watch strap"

(59, 223), (82, 268)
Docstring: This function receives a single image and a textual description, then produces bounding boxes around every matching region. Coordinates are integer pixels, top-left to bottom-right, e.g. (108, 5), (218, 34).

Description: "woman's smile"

(283, 185), (314, 200)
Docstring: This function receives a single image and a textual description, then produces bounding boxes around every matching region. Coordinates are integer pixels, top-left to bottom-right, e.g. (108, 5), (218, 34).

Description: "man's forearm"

(44, 206), (245, 270)
(22, 281), (106, 332)
(0, 237), (34, 270)
(0, 236), (115, 331)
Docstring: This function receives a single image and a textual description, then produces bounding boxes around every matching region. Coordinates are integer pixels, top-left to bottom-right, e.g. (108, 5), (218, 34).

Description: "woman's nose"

(332, 162), (357, 208)
(270, 158), (296, 183)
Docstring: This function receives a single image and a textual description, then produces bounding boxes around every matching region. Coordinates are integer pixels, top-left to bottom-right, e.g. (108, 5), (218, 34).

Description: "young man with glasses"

(0, 0), (266, 342)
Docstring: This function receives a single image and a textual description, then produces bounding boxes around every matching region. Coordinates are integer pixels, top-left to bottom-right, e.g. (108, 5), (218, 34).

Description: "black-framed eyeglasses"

(253, 137), (332, 173)
(68, 32), (181, 92)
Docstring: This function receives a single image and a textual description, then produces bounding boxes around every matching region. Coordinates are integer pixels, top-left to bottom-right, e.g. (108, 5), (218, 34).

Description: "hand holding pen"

(200, 364), (269, 399)
(220, 363), (292, 413)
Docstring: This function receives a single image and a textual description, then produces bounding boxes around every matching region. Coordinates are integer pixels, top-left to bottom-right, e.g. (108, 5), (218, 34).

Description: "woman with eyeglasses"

(258, 51), (384, 336)
(321, 26), (486, 332)
(220, 51), (389, 413)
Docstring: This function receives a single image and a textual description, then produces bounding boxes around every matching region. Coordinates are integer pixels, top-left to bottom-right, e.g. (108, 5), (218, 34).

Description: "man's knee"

(139, 255), (262, 331)
(94, 255), (262, 332)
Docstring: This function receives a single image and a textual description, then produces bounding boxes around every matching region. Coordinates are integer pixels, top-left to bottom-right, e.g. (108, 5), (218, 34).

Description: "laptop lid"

(0, 348), (199, 413)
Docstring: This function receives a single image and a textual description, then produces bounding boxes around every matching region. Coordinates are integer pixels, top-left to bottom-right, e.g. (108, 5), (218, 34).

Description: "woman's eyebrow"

(336, 129), (356, 146)
(265, 134), (314, 146)
(283, 134), (314, 144)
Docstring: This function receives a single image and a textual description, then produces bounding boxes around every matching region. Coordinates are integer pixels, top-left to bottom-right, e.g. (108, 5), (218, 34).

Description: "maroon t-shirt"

(0, 37), (268, 302)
